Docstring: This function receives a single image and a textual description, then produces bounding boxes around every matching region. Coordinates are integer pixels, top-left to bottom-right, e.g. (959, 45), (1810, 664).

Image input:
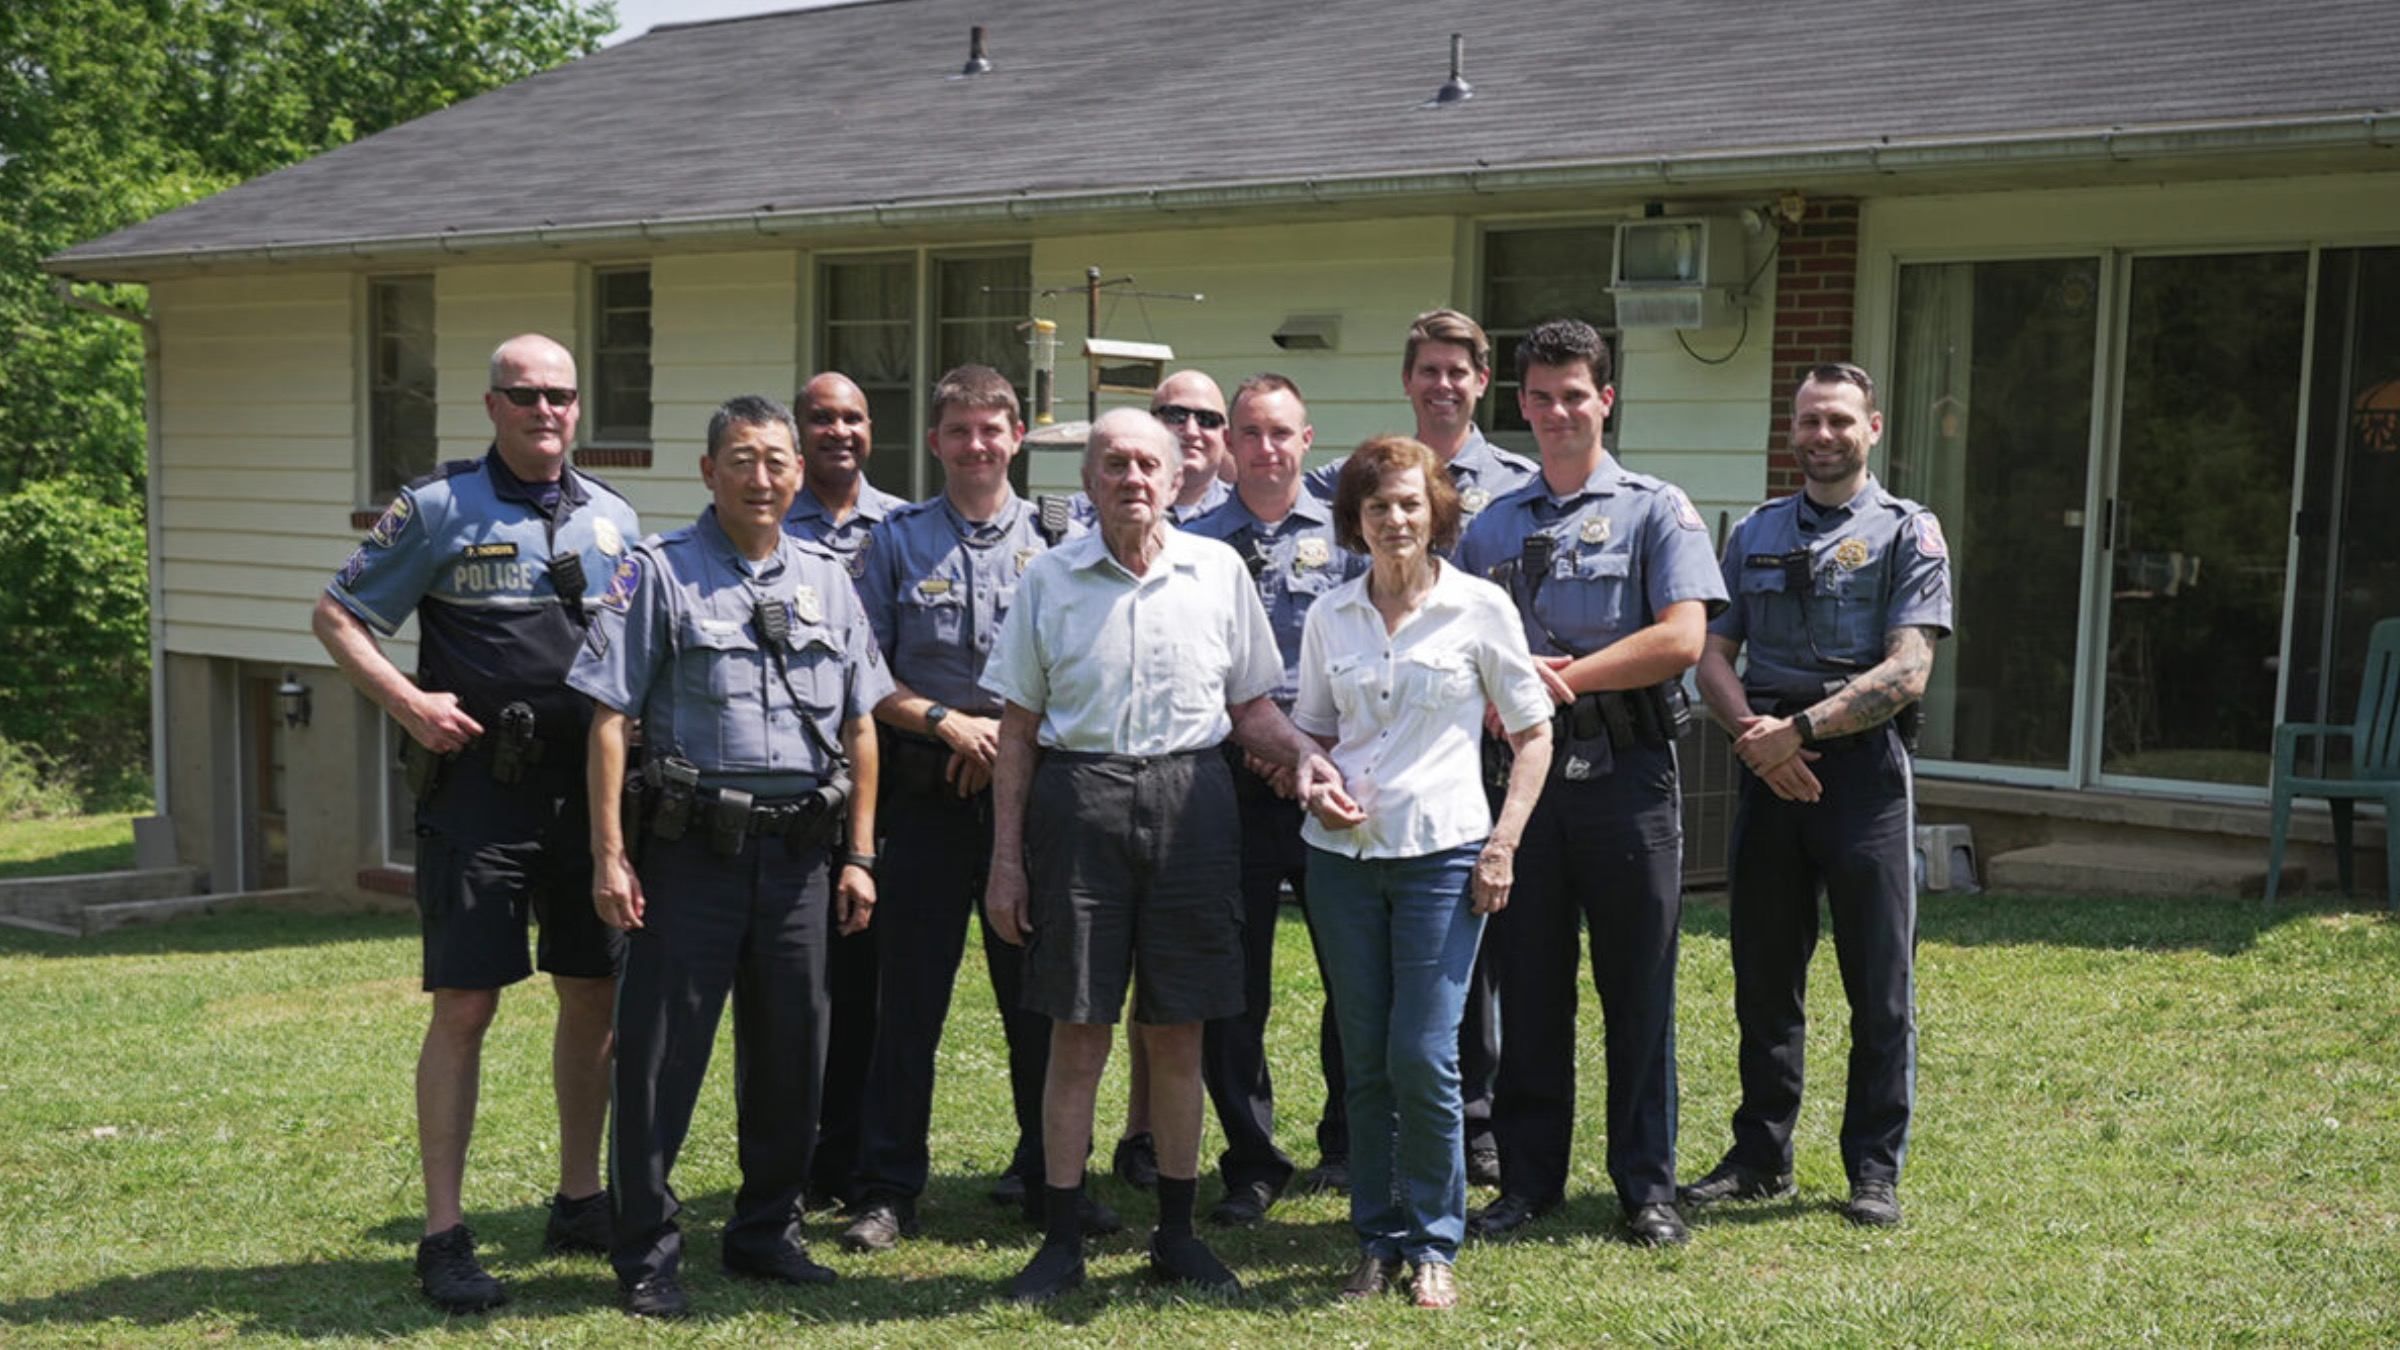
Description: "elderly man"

(572, 394), (889, 1318)
(1070, 369), (1232, 529)
(982, 407), (1351, 1303)
(779, 370), (907, 1213)
(314, 333), (640, 1312)
(1181, 374), (1366, 1224)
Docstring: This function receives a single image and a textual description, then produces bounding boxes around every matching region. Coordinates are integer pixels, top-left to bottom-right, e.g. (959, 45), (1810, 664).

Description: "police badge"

(1579, 516), (1611, 546)
(1834, 537), (1871, 571)
(1015, 547), (1040, 575)
(792, 584), (823, 626)
(592, 517), (624, 557)
(1295, 537), (1330, 570)
(1461, 487), (1492, 517)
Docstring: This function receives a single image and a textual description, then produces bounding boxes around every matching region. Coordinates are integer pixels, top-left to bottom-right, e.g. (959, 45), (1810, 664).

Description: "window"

(379, 714), (415, 867)
(1478, 224), (1620, 450)
(366, 275), (436, 501)
(818, 249), (1031, 498)
(591, 266), (653, 444)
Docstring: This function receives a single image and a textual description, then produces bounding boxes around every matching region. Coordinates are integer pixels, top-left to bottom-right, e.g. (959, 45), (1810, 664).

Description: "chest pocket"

(1543, 547), (1635, 646)
(1737, 566), (1808, 655)
(1402, 649), (1479, 711)
(782, 627), (846, 712)
(678, 616), (763, 705)
(1324, 653), (1379, 723)
(1809, 553), (1883, 667)
(900, 584), (967, 656)
(1167, 627), (1230, 712)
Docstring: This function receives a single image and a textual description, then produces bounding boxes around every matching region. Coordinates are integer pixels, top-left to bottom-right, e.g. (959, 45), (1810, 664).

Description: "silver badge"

(1015, 547), (1040, 575)
(1580, 516), (1611, 546)
(792, 584), (822, 626)
(1295, 537), (1330, 570)
(1461, 487), (1492, 517)
(592, 517), (623, 557)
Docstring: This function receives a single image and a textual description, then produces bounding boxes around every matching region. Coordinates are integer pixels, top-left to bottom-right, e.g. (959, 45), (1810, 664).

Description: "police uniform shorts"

(1022, 747), (1244, 1026)
(414, 751), (622, 991)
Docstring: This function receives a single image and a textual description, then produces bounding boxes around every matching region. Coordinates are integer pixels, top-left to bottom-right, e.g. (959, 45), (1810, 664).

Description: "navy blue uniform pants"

(851, 780), (1047, 1203)
(813, 877), (874, 1204)
(610, 830), (831, 1285)
(1203, 767), (1347, 1192)
(1490, 743), (1684, 1209)
(1725, 725), (1917, 1186)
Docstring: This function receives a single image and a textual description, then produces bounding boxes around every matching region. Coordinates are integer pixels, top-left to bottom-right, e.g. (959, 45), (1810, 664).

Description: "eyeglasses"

(491, 386), (579, 408)
(1152, 404), (1226, 431)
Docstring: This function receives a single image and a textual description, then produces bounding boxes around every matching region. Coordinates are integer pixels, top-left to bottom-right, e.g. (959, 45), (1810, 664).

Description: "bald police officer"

(1454, 319), (1727, 1248)
(314, 332), (639, 1312)
(1681, 362), (1952, 1229)
(573, 394), (890, 1319)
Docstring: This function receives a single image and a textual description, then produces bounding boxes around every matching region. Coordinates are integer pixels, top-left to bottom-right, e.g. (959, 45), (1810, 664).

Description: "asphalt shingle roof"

(52, 0), (2400, 267)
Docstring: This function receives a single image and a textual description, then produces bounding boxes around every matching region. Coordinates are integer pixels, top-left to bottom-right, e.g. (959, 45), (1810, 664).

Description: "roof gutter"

(47, 109), (2399, 277)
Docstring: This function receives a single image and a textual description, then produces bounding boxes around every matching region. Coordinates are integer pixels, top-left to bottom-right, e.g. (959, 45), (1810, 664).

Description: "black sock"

(1043, 1183), (1084, 1248)
(1156, 1175), (1197, 1236)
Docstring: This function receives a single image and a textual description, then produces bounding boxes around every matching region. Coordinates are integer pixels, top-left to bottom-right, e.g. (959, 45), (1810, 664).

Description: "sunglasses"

(491, 385), (579, 408)
(1152, 403), (1225, 431)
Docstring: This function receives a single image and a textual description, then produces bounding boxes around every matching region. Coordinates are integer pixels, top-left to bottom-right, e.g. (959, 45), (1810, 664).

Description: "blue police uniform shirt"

(1067, 476), (1229, 529)
(328, 448), (640, 740)
(567, 506), (895, 797)
(1710, 477), (1954, 705)
(1304, 425), (1538, 524)
(784, 479), (909, 578)
(856, 493), (1073, 714)
(1454, 456), (1728, 659)
(1182, 489), (1367, 707)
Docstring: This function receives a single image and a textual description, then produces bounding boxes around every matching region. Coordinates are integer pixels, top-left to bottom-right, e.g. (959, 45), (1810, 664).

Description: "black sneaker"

(837, 1199), (919, 1253)
(1006, 1239), (1086, 1304)
(415, 1224), (507, 1313)
(542, 1189), (611, 1256)
(1112, 1132), (1160, 1190)
(724, 1241), (838, 1286)
(1678, 1159), (1796, 1208)
(1295, 1158), (1350, 1195)
(1842, 1180), (1902, 1228)
(1147, 1229), (1241, 1294)
(1206, 1179), (1275, 1227)
(622, 1273), (690, 1319)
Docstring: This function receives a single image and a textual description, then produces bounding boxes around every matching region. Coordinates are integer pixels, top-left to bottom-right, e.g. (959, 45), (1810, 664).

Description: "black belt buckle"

(708, 787), (753, 857)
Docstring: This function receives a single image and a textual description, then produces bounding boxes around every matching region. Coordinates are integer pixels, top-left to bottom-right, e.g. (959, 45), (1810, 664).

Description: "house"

(46, 0), (2400, 901)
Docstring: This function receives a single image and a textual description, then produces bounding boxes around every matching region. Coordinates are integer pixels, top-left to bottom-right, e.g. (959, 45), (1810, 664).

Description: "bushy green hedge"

(0, 481), (149, 793)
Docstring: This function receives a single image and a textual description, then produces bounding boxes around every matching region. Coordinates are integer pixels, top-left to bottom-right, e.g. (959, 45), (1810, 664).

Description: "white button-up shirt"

(1293, 560), (1551, 859)
(982, 527), (1282, 755)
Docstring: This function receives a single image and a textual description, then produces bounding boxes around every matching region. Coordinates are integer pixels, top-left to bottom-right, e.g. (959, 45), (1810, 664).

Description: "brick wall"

(1763, 197), (1860, 496)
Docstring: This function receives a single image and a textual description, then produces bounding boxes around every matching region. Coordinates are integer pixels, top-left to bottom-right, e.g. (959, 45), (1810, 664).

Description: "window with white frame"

(818, 249), (1031, 498)
(1478, 224), (1620, 450)
(366, 275), (436, 501)
(590, 265), (653, 444)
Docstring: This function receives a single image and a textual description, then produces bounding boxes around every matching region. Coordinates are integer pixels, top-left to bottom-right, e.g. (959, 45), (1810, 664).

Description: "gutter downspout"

(52, 280), (168, 820)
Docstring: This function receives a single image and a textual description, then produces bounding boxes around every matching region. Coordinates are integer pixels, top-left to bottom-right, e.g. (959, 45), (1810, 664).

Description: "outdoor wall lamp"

(278, 671), (312, 729)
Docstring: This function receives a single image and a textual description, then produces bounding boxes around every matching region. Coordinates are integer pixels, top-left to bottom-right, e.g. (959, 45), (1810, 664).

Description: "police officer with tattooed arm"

(572, 394), (890, 1319)
(314, 333), (639, 1313)
(1680, 361), (1952, 1230)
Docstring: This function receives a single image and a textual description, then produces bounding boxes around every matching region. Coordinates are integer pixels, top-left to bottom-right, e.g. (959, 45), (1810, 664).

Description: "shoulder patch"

(365, 494), (415, 548)
(600, 553), (646, 611)
(334, 546), (369, 591)
(1667, 486), (1707, 532)
(1912, 513), (1948, 559)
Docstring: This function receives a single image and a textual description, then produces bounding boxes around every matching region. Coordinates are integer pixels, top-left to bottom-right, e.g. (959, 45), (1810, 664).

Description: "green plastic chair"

(2265, 617), (2400, 909)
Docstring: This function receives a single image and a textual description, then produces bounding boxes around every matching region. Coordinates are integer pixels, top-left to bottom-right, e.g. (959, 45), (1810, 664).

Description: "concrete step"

(77, 887), (319, 935)
(1986, 842), (2296, 899)
(0, 867), (208, 925)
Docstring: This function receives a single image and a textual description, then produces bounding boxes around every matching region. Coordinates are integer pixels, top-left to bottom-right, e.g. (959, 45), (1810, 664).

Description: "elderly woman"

(1294, 435), (1553, 1309)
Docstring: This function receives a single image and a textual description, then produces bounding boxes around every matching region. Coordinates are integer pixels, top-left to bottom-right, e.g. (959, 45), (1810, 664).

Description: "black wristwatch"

(924, 702), (950, 733)
(842, 850), (878, 874)
(1793, 711), (1820, 747)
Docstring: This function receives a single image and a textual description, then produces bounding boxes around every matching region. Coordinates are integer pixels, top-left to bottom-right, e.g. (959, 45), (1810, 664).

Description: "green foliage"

(0, 736), (83, 823)
(0, 481), (150, 781)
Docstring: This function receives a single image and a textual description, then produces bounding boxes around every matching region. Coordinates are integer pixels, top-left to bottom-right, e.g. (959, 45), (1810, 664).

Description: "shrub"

(0, 480), (150, 786)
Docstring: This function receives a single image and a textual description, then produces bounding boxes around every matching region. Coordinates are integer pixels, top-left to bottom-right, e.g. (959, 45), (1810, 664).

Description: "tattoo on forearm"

(1808, 628), (1933, 738)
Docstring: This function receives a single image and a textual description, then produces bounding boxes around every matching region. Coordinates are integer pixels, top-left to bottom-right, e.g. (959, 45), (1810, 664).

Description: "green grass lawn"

(0, 893), (2394, 1346)
(0, 812), (137, 881)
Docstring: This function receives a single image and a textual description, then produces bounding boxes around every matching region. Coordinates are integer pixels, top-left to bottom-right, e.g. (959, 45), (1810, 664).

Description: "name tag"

(462, 542), (518, 560)
(700, 618), (740, 636)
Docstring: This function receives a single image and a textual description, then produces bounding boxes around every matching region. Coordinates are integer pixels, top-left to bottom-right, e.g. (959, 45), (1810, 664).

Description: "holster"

(400, 737), (447, 804)
(618, 771), (649, 865)
(489, 701), (543, 785)
(644, 756), (700, 841)
(783, 775), (853, 855)
(883, 732), (951, 802)
(707, 787), (753, 858)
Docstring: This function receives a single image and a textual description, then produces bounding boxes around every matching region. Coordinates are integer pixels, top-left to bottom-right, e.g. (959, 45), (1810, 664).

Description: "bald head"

(1148, 370), (1227, 507)
(796, 370), (874, 499)
(488, 333), (576, 389)
(483, 333), (579, 481)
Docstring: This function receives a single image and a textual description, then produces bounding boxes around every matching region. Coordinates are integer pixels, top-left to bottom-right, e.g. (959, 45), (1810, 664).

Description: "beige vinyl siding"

(1616, 314), (1775, 531)
(432, 261), (577, 460)
(636, 250), (802, 525)
(152, 272), (362, 669)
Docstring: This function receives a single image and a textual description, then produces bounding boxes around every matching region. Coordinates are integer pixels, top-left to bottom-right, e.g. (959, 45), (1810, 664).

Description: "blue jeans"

(1305, 843), (1483, 1265)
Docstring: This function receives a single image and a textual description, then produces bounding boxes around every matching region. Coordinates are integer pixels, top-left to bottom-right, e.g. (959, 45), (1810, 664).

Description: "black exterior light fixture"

(278, 670), (312, 729)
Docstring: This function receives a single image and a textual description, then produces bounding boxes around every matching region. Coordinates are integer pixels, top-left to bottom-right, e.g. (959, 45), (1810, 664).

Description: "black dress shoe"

(542, 1189), (611, 1256)
(1466, 1192), (1557, 1239)
(1842, 1180), (1902, 1227)
(1295, 1158), (1350, 1195)
(1465, 1146), (1502, 1189)
(1206, 1179), (1276, 1227)
(837, 1199), (919, 1253)
(1147, 1229), (1241, 1293)
(1022, 1187), (1124, 1236)
(1678, 1159), (1796, 1208)
(621, 1273), (689, 1319)
(415, 1224), (507, 1313)
(1112, 1132), (1160, 1190)
(723, 1242), (837, 1286)
(1006, 1240), (1086, 1304)
(987, 1170), (1028, 1207)
(1624, 1202), (1689, 1247)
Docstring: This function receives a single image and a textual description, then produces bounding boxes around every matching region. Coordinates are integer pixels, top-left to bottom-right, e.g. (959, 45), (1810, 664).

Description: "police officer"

(1454, 318), (1727, 1247)
(313, 333), (639, 1313)
(836, 365), (1109, 1253)
(1305, 307), (1534, 1186)
(1681, 362), (1952, 1229)
(780, 371), (907, 1213)
(1181, 374), (1367, 1225)
(571, 394), (891, 1319)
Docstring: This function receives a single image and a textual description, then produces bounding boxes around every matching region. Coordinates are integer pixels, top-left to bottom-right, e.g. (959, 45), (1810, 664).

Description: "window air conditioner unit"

(1610, 217), (1744, 330)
